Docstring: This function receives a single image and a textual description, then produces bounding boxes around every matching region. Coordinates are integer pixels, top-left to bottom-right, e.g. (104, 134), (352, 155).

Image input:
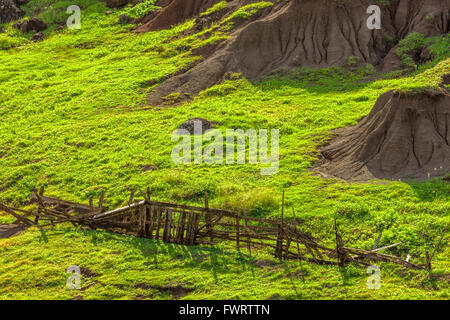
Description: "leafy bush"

(396, 32), (426, 68)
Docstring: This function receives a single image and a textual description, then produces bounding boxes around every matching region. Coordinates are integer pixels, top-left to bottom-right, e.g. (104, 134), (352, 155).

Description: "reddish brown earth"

(135, 0), (449, 181)
(135, 0), (222, 32)
(316, 89), (450, 181)
(141, 0), (450, 106)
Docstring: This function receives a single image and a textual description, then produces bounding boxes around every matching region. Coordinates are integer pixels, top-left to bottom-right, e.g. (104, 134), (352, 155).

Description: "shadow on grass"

(402, 178), (449, 202)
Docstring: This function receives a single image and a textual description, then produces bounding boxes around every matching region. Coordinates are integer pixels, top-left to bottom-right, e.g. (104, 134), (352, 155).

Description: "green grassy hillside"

(0, 0), (449, 300)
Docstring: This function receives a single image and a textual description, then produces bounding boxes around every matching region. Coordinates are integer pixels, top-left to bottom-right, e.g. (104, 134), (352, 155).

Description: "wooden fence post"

(275, 191), (285, 258)
(335, 219), (345, 267)
(141, 205), (147, 237)
(243, 210), (251, 254)
(155, 208), (162, 240)
(128, 190), (135, 206)
(35, 186), (45, 224)
(163, 209), (173, 242)
(89, 196), (93, 212)
(205, 192), (214, 243)
(148, 205), (155, 239)
(193, 212), (201, 245)
(98, 191), (105, 212)
(292, 208), (302, 259)
(176, 210), (186, 244)
(236, 211), (240, 250)
(425, 250), (432, 270)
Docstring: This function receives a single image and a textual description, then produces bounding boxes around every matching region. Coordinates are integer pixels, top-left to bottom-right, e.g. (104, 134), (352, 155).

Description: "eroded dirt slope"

(316, 89), (450, 181)
(142, 0), (449, 105)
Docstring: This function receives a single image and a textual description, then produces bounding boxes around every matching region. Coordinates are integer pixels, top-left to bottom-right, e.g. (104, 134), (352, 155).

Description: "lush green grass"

(0, 0), (449, 300)
(0, 225), (448, 300)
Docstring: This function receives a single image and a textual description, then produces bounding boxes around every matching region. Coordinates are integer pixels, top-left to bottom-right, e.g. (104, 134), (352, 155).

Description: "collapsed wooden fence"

(1, 187), (447, 271)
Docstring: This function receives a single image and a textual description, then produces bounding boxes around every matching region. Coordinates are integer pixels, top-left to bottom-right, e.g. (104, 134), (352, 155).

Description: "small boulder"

(118, 13), (132, 24)
(14, 17), (47, 33)
(32, 31), (44, 42)
(106, 10), (113, 15)
(177, 118), (215, 135)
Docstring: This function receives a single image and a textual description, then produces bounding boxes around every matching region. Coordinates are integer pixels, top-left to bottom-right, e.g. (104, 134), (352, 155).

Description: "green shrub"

(396, 32), (426, 68)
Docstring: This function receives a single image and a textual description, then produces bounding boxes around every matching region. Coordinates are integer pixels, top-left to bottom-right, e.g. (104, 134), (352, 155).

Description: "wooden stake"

(98, 191), (105, 211)
(89, 196), (93, 212)
(335, 219), (345, 267)
(292, 208), (302, 258)
(204, 192), (214, 243)
(128, 190), (135, 206)
(155, 208), (162, 240)
(372, 231), (383, 250)
(144, 205), (150, 236)
(148, 206), (155, 239)
(176, 210), (186, 243)
(236, 212), (240, 251)
(425, 250), (432, 270)
(139, 189), (148, 202)
(243, 210), (251, 254)
(141, 205), (147, 237)
(163, 209), (173, 242)
(276, 191), (285, 258)
(185, 212), (195, 245)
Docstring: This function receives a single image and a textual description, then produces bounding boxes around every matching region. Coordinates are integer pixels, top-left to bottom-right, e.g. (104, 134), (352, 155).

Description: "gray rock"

(177, 118), (215, 135)
(32, 31), (44, 42)
(14, 17), (47, 33)
(118, 13), (132, 24)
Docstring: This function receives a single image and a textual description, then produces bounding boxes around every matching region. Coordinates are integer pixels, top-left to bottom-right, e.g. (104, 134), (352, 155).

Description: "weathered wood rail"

(1, 187), (445, 271)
